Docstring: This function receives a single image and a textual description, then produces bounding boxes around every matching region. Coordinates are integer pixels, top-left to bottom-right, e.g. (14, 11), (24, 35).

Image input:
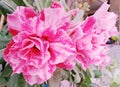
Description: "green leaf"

(33, 0), (52, 12)
(7, 74), (23, 87)
(1, 64), (12, 78)
(0, 0), (15, 16)
(85, 76), (91, 84)
(7, 74), (46, 87)
(0, 25), (11, 49)
(0, 3), (12, 16)
(40, 0), (52, 8)
(12, 0), (25, 6)
(7, 74), (18, 87)
(0, 76), (7, 87)
(83, 69), (91, 84)
(87, 70), (91, 76)
(82, 83), (89, 87)
(46, 0), (52, 7)
(93, 70), (102, 78)
(0, 49), (5, 64)
(0, 10), (2, 15)
(17, 74), (26, 87)
(0, 76), (7, 86)
(7, 74), (29, 87)
(0, 36), (10, 49)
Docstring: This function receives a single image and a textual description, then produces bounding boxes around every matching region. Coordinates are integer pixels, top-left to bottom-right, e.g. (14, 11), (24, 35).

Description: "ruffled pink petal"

(70, 25), (84, 43)
(48, 29), (76, 66)
(23, 63), (56, 85)
(49, 42), (75, 64)
(81, 16), (96, 33)
(7, 6), (37, 35)
(57, 55), (76, 70)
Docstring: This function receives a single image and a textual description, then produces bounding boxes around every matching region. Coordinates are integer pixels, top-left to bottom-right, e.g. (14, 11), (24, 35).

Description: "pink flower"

(4, 30), (76, 85)
(4, 31), (55, 85)
(7, 1), (71, 36)
(71, 2), (118, 70)
(4, 1), (76, 85)
(93, 1), (118, 37)
(4, 1), (118, 85)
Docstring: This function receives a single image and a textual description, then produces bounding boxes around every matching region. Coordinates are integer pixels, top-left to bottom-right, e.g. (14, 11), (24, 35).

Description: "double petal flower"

(4, 1), (118, 85)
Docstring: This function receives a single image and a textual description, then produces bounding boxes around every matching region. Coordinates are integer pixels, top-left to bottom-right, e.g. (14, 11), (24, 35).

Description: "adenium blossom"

(4, 1), (76, 85)
(3, 1), (118, 85)
(70, 1), (118, 70)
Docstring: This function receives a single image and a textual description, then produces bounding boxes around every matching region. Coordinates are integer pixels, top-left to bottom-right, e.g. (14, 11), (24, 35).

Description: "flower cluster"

(3, 1), (117, 85)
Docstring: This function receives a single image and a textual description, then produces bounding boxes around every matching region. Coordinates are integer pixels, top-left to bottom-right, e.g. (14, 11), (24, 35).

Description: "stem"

(0, 15), (4, 31)
(48, 68), (62, 87)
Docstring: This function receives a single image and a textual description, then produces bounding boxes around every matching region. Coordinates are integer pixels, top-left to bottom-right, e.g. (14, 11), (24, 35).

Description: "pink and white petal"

(70, 25), (84, 43)
(94, 1), (110, 18)
(7, 6), (37, 35)
(81, 16), (96, 33)
(57, 55), (76, 70)
(49, 42), (75, 65)
(23, 63), (56, 85)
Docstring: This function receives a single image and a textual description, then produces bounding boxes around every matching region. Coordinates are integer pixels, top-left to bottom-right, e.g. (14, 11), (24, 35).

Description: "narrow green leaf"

(0, 25), (11, 49)
(40, 0), (51, 8)
(0, 10), (2, 15)
(42, 0), (47, 7)
(7, 73), (43, 87)
(0, 0), (15, 16)
(1, 64), (12, 78)
(46, 0), (52, 7)
(82, 83), (89, 87)
(12, 0), (25, 6)
(17, 74), (26, 87)
(85, 76), (91, 84)
(85, 69), (91, 77)
(0, 34), (11, 49)
(0, 3), (12, 16)
(0, 49), (5, 64)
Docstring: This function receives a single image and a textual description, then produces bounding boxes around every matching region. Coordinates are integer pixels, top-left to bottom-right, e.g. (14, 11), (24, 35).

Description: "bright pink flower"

(4, 1), (76, 85)
(7, 1), (71, 36)
(4, 1), (118, 85)
(4, 31), (55, 85)
(4, 30), (76, 85)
